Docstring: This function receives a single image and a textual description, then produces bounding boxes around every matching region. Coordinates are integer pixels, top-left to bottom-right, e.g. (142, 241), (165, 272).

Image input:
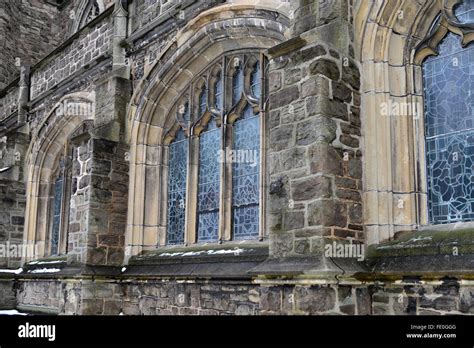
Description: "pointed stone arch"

(125, 2), (289, 258)
(71, 0), (107, 35)
(354, 0), (474, 244)
(23, 92), (95, 261)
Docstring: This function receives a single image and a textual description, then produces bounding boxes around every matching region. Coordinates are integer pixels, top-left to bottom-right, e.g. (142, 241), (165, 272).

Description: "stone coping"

(3, 229), (474, 281)
(367, 228), (474, 258)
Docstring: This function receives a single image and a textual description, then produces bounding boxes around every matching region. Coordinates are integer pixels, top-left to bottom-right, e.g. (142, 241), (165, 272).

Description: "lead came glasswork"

(197, 120), (221, 242)
(423, 32), (474, 224)
(232, 105), (260, 239)
(455, 0), (474, 24)
(167, 129), (188, 244)
(51, 174), (63, 255)
(165, 53), (264, 245)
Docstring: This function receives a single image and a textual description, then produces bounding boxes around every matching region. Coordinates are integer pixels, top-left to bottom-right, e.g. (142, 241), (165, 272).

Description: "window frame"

(46, 144), (72, 257)
(415, 0), (474, 227)
(162, 50), (267, 247)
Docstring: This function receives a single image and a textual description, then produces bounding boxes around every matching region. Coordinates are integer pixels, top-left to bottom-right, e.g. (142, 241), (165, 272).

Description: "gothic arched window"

(48, 149), (72, 256)
(164, 52), (266, 245)
(72, 0), (106, 33)
(422, 0), (474, 224)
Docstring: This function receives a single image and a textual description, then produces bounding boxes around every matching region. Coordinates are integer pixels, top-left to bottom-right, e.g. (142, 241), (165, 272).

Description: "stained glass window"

(165, 53), (264, 245)
(455, 0), (474, 24)
(423, 32), (474, 224)
(232, 63), (244, 105)
(167, 129), (188, 244)
(197, 120), (221, 242)
(51, 173), (64, 255)
(232, 105), (260, 239)
(214, 72), (223, 111)
(250, 61), (261, 99)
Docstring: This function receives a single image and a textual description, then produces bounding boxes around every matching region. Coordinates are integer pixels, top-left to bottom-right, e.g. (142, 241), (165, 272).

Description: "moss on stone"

(367, 228), (474, 258)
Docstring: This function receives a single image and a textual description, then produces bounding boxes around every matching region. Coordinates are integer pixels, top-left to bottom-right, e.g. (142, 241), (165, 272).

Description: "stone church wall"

(0, 0), (473, 317)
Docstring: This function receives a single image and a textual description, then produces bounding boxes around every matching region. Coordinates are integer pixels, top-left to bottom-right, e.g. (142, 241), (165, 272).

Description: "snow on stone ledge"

(27, 268), (61, 274)
(28, 260), (65, 265)
(159, 248), (249, 257)
(0, 310), (27, 316)
(0, 268), (23, 274)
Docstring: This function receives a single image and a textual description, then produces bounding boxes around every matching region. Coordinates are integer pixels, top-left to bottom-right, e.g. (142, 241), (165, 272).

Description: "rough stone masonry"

(0, 0), (473, 316)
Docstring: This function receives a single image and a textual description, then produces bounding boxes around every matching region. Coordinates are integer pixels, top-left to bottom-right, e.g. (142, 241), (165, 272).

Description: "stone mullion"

(23, 168), (39, 263)
(35, 186), (51, 259)
(45, 186), (54, 257)
(158, 145), (169, 246)
(259, 53), (267, 241)
(185, 135), (199, 245)
(220, 56), (232, 242)
(143, 145), (162, 250)
(411, 86), (428, 227)
(59, 144), (72, 255)
(221, 123), (233, 242)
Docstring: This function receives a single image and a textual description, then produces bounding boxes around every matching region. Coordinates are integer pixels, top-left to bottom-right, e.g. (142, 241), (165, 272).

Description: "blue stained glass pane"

(455, 0), (474, 24)
(423, 32), (474, 224)
(232, 65), (244, 105)
(167, 129), (188, 244)
(199, 86), (207, 117)
(232, 105), (260, 239)
(215, 73), (223, 111)
(197, 121), (221, 242)
(250, 61), (261, 99)
(51, 175), (63, 255)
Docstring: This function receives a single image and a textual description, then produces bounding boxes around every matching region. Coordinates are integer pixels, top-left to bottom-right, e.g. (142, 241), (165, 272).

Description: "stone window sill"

(123, 242), (269, 279)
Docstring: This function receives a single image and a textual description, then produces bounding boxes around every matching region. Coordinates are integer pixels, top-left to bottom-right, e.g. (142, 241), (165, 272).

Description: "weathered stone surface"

(301, 75), (330, 98)
(309, 143), (343, 175)
(291, 45), (327, 64)
(308, 199), (347, 227)
(291, 175), (332, 201)
(342, 58), (360, 90)
(270, 85), (300, 109)
(282, 210), (305, 231)
(296, 115), (336, 145)
(269, 71), (282, 92)
(260, 287), (281, 312)
(270, 126), (294, 151)
(295, 286), (336, 314)
(348, 203), (363, 224)
(309, 58), (340, 81)
(306, 95), (348, 120)
(356, 288), (372, 315)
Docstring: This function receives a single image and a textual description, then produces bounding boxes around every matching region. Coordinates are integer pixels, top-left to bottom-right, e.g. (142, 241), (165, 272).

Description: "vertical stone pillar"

(265, 0), (362, 265)
(0, 64), (30, 268)
(112, 0), (128, 71)
(81, 0), (131, 267)
(0, 131), (29, 268)
(17, 65), (30, 125)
